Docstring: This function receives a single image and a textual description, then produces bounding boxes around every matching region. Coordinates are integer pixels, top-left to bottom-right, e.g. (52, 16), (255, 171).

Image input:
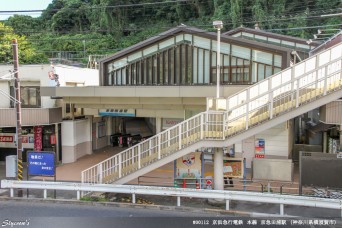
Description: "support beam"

(214, 148), (224, 190)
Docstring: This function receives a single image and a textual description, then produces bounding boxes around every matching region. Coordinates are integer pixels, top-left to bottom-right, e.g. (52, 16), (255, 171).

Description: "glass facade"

(105, 34), (283, 86)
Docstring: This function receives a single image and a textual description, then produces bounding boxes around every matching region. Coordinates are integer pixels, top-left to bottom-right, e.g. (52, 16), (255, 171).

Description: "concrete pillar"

(107, 117), (112, 145)
(214, 148), (224, 190)
(156, 117), (162, 134)
(71, 104), (75, 120)
(323, 131), (328, 153)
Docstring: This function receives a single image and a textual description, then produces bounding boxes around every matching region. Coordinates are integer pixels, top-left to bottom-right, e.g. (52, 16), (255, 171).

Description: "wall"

(54, 65), (99, 86)
(235, 122), (289, 168)
(61, 118), (91, 163)
(92, 117), (109, 150)
(0, 81), (10, 108)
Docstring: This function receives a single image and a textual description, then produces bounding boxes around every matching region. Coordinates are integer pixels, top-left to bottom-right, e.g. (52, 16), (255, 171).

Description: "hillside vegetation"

(1, 0), (341, 64)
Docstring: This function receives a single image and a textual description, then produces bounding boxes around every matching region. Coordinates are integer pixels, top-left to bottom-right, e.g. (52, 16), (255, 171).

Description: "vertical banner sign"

(255, 138), (265, 158)
(34, 126), (43, 151)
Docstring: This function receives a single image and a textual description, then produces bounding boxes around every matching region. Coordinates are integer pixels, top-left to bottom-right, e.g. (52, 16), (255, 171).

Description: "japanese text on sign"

(28, 152), (55, 176)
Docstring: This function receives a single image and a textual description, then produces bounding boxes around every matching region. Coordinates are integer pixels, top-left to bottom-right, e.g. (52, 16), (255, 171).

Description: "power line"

(0, 0), (192, 14)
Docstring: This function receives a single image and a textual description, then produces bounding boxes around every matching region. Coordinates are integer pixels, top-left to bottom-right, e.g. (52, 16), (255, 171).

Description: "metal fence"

(1, 179), (342, 218)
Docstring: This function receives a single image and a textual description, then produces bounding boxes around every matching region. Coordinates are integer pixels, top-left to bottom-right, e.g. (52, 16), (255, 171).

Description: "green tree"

(0, 23), (48, 64)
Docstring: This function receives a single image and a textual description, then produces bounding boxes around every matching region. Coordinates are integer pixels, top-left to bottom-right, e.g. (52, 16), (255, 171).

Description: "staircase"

(82, 43), (342, 186)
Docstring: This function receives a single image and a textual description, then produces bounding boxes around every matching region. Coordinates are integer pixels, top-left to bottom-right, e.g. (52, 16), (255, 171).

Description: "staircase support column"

(214, 148), (224, 190)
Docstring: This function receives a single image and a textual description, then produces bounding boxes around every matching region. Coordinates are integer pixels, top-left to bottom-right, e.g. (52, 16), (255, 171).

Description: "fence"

(1, 179), (341, 218)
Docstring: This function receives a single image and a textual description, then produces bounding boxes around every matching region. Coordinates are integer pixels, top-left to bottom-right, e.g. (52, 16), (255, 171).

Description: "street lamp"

(213, 20), (223, 99)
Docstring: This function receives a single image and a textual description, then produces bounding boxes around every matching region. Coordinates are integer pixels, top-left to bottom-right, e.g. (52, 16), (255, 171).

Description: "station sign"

(27, 152), (55, 176)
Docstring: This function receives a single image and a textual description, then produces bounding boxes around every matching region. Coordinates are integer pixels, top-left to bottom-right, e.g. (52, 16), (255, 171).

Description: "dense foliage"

(1, 0), (341, 64)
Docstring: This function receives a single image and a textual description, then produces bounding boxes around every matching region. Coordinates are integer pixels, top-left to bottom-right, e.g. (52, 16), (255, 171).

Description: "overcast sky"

(0, 0), (53, 20)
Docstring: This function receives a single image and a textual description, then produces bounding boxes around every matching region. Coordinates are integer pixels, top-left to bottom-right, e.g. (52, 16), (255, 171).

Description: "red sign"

(50, 135), (56, 145)
(34, 126), (43, 151)
(206, 179), (212, 185)
(182, 154), (195, 167)
(0, 136), (13, 142)
(255, 154), (265, 158)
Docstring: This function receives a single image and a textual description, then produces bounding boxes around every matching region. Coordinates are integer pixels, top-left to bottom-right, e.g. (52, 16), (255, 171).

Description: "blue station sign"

(27, 152), (55, 176)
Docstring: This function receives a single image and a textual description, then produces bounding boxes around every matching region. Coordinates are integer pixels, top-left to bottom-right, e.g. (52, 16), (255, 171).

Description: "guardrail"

(1, 179), (342, 217)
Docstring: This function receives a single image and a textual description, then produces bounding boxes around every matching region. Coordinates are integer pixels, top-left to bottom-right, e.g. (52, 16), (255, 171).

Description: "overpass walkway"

(82, 43), (342, 186)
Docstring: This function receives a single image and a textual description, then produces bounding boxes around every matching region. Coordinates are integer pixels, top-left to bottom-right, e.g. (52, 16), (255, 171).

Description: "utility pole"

(12, 39), (23, 189)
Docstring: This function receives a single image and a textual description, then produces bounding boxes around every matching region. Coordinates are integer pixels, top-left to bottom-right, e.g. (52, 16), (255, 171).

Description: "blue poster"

(28, 152), (55, 176)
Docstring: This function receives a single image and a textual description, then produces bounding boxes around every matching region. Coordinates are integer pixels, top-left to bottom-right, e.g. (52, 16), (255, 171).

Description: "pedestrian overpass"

(82, 43), (342, 186)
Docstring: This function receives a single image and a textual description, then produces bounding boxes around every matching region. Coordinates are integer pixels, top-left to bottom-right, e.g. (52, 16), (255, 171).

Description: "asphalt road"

(0, 200), (226, 218)
(0, 200), (233, 228)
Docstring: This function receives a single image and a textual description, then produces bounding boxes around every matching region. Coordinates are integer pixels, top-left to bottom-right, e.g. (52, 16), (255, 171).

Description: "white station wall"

(61, 118), (91, 163)
(235, 122), (289, 168)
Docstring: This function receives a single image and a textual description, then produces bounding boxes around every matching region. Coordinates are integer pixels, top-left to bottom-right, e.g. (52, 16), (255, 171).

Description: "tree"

(0, 23), (48, 64)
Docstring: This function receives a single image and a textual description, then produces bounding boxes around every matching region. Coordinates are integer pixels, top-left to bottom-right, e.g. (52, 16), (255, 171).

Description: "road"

(0, 200), (227, 217)
(0, 200), (234, 228)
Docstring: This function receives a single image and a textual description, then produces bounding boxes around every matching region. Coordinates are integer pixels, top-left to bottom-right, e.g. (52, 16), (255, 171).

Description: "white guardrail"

(1, 180), (342, 217)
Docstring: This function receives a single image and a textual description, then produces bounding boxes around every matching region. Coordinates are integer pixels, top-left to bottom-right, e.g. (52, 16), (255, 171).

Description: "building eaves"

(223, 27), (321, 46)
(99, 26), (291, 64)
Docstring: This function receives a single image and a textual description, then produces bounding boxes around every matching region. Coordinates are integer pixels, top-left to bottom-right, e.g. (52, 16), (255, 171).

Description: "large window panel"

(274, 55), (282, 68)
(143, 45), (158, 56)
(114, 58), (127, 68)
(186, 45), (192, 84)
(198, 49), (204, 83)
(159, 53), (164, 84)
(231, 45), (250, 60)
(265, 65), (273, 78)
(175, 46), (181, 84)
(159, 38), (175, 50)
(204, 50), (210, 84)
(212, 42), (230, 54)
(251, 63), (257, 83)
(164, 51), (169, 84)
(170, 49), (175, 84)
(193, 36), (210, 50)
(252, 50), (273, 65)
(176, 34), (184, 43)
(257, 64), (265, 82)
(192, 47), (198, 84)
(181, 45), (187, 84)
(128, 52), (142, 62)
(152, 56), (157, 84)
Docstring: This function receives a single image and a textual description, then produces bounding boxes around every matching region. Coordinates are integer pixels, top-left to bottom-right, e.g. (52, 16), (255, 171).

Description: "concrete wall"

(61, 118), (92, 163)
(235, 122), (290, 168)
(54, 65), (99, 86)
(0, 81), (10, 108)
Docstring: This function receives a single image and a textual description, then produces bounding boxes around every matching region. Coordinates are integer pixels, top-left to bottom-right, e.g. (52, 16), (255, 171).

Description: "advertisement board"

(27, 152), (55, 176)
(176, 152), (201, 179)
(255, 138), (265, 158)
(223, 158), (244, 178)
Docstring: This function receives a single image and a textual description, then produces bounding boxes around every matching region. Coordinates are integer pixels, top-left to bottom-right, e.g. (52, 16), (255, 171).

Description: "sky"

(0, 0), (53, 20)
